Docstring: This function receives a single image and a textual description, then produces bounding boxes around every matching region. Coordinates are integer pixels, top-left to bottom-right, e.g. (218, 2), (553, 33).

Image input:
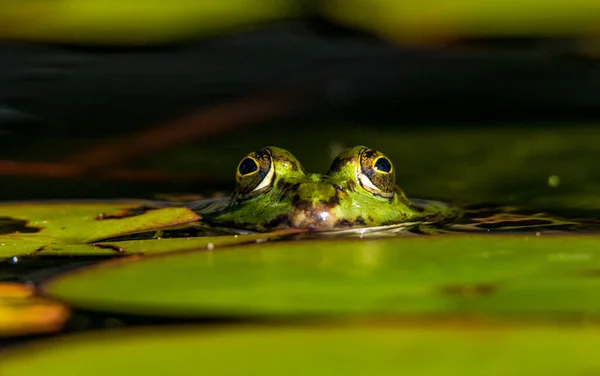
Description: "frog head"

(205, 146), (419, 231)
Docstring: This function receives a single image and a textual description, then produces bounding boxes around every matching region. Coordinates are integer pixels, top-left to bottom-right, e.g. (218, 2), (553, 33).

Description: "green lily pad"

(40, 228), (304, 256)
(0, 0), (302, 45)
(0, 201), (202, 242)
(319, 0), (600, 44)
(0, 201), (301, 258)
(42, 234), (600, 318)
(0, 201), (199, 257)
(3, 324), (600, 375)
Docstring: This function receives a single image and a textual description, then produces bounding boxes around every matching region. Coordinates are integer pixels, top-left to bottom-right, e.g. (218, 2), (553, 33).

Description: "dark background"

(1, 15), (599, 203)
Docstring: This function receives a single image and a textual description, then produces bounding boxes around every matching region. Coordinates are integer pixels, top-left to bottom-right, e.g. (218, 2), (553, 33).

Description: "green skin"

(203, 146), (459, 232)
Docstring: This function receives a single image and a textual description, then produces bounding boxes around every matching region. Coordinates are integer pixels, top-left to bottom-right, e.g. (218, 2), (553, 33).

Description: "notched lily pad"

(3, 324), (600, 375)
(41, 234), (600, 319)
(0, 282), (70, 337)
(0, 201), (226, 257)
(40, 228), (304, 256)
(0, 200), (302, 258)
(82, 207), (201, 243)
(0, 217), (41, 234)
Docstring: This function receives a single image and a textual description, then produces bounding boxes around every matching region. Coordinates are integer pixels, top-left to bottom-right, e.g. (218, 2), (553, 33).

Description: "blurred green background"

(0, 0), (599, 214)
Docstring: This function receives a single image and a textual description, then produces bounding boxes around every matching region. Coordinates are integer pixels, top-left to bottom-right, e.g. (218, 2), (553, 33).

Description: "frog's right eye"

(235, 150), (275, 199)
(357, 148), (396, 199)
(238, 157), (259, 176)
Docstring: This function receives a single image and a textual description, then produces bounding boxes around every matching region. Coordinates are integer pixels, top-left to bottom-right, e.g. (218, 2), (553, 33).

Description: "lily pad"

(41, 228), (304, 256)
(0, 0), (301, 44)
(0, 201), (197, 257)
(42, 234), (600, 318)
(319, 0), (600, 44)
(0, 201), (300, 258)
(3, 324), (600, 375)
(0, 282), (69, 337)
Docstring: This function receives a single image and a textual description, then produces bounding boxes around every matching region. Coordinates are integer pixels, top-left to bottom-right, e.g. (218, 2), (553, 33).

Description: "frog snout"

(289, 202), (338, 230)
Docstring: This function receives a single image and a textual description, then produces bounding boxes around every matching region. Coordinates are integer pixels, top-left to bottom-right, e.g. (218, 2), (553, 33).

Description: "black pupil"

(239, 158), (258, 175)
(374, 157), (392, 173)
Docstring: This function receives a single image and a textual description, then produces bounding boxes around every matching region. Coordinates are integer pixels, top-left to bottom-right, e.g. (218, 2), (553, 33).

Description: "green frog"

(199, 146), (461, 233)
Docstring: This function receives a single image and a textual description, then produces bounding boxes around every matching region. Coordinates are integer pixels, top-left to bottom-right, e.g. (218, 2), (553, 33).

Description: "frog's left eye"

(357, 148), (395, 199)
(235, 150), (275, 199)
(374, 157), (392, 173)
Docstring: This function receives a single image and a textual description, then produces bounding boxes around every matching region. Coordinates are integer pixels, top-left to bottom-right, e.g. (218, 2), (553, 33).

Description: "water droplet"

(548, 175), (560, 188)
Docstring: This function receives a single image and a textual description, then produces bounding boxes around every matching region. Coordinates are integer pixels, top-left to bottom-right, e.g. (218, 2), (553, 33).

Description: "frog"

(199, 145), (461, 233)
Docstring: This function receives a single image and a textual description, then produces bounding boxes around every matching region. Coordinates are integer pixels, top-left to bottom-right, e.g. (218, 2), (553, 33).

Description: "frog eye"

(358, 148), (395, 198)
(235, 149), (275, 199)
(373, 157), (392, 173)
(238, 157), (259, 176)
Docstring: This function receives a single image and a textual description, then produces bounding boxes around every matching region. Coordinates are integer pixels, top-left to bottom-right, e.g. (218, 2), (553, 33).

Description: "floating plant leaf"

(3, 324), (600, 375)
(0, 201), (201, 242)
(0, 201), (200, 257)
(0, 282), (69, 337)
(319, 0), (600, 44)
(40, 228), (304, 256)
(0, 0), (302, 44)
(0, 201), (298, 258)
(42, 234), (600, 318)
